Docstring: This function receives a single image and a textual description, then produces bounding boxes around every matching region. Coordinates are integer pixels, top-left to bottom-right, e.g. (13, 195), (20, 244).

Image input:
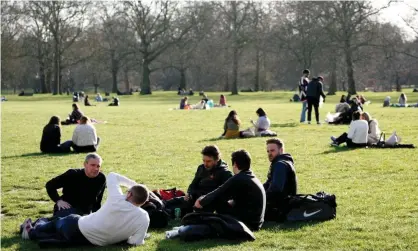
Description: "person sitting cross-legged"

(40, 116), (73, 153)
(330, 111), (368, 148)
(194, 149), (266, 231)
(164, 145), (232, 217)
(46, 153), (106, 218)
(72, 116), (100, 153)
(21, 172), (151, 247)
(62, 104), (84, 125)
(263, 138), (297, 222)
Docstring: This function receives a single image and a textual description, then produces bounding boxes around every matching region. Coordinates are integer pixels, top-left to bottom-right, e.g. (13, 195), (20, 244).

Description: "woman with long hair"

(72, 116), (100, 153)
(221, 110), (241, 138)
(361, 112), (381, 145)
(40, 116), (72, 153)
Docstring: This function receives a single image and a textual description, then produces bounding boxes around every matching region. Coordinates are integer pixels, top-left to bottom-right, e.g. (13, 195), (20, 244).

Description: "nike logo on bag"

(303, 209), (322, 217)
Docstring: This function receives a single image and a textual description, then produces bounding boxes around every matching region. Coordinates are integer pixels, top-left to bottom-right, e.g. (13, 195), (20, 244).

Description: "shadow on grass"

(262, 220), (324, 231)
(155, 238), (242, 251)
(270, 122), (298, 128)
(2, 152), (77, 159)
(321, 146), (357, 154)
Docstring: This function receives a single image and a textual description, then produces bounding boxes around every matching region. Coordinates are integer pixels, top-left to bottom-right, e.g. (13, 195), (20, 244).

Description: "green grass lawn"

(1, 91), (418, 251)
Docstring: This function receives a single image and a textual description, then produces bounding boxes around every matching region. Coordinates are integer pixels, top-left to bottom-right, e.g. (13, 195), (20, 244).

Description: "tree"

(321, 1), (389, 94)
(121, 1), (193, 94)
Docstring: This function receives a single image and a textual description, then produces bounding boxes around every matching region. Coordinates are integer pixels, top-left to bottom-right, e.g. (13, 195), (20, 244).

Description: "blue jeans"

(29, 214), (90, 244)
(60, 140), (73, 152)
(300, 101), (307, 122)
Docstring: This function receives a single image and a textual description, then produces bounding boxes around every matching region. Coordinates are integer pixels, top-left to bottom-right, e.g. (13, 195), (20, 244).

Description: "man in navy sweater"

(306, 76), (326, 124)
(263, 138), (297, 222)
(299, 69), (310, 123)
(45, 153), (106, 217)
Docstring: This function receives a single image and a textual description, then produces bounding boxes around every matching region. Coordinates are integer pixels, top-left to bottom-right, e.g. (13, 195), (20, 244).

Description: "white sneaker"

(21, 218), (32, 240)
(165, 230), (179, 239)
(172, 226), (184, 230)
(145, 233), (151, 239)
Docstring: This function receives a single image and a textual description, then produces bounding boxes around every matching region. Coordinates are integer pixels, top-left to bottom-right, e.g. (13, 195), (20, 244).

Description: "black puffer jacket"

(187, 160), (233, 199)
(180, 212), (255, 242)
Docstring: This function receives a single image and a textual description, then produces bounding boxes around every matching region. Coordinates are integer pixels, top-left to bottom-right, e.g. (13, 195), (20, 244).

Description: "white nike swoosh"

(303, 209), (322, 217)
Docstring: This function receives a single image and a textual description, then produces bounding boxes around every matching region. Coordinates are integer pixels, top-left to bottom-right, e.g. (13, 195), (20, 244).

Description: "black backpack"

(286, 191), (337, 222)
(141, 196), (170, 229)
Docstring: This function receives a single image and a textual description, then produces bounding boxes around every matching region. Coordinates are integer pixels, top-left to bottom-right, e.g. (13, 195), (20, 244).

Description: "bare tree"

(121, 1), (193, 94)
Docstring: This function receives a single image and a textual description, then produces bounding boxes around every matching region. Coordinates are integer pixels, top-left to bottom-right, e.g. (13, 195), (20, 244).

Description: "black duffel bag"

(286, 191), (337, 222)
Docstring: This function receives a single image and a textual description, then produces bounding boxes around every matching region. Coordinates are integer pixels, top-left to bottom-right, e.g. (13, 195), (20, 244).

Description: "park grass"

(1, 91), (418, 251)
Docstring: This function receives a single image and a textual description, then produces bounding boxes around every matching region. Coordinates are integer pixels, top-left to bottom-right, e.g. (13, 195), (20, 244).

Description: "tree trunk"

(395, 72), (401, 92)
(46, 68), (52, 93)
(254, 45), (260, 92)
(53, 41), (59, 95)
(179, 68), (186, 90)
(39, 63), (48, 93)
(231, 45), (239, 95)
(124, 68), (130, 92)
(345, 49), (356, 95)
(141, 59), (152, 94)
(328, 58), (338, 95)
(111, 52), (119, 93)
(94, 85), (98, 94)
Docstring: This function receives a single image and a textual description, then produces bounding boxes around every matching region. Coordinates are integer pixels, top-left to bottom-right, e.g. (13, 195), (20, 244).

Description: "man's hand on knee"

(56, 200), (72, 210)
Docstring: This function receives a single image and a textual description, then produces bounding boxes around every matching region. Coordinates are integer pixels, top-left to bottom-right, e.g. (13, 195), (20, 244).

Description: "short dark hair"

(303, 69), (310, 74)
(352, 111), (361, 121)
(266, 138), (284, 149)
(130, 185), (149, 205)
(231, 150), (251, 171)
(201, 145), (220, 160)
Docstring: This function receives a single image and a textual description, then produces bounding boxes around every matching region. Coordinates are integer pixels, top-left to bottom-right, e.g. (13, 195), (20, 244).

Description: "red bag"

(152, 188), (185, 201)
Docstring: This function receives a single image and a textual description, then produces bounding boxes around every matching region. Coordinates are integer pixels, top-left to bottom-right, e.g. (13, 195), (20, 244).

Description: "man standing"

(45, 153), (106, 217)
(306, 76), (326, 124)
(165, 145), (233, 216)
(22, 172), (151, 247)
(299, 69), (310, 123)
(263, 138), (297, 222)
(194, 150), (266, 231)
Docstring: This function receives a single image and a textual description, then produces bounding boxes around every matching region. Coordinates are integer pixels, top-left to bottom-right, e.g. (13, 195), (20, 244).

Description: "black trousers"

(307, 97), (320, 122)
(335, 133), (367, 148)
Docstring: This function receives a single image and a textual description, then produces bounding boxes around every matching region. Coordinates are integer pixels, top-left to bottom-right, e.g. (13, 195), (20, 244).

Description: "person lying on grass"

(21, 172), (150, 247)
(194, 149), (266, 231)
(164, 145), (232, 218)
(263, 138), (297, 222)
(40, 116), (72, 153)
(330, 111), (368, 148)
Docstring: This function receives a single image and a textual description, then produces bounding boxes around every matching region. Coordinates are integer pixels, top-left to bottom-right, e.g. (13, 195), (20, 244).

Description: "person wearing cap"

(306, 76), (326, 124)
(299, 69), (310, 123)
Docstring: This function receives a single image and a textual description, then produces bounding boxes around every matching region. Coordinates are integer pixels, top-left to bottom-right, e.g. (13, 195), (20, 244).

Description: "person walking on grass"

(306, 76), (326, 124)
(299, 69), (310, 123)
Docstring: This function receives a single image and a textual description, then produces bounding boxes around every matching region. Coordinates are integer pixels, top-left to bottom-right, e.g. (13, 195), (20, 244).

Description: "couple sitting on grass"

(330, 111), (403, 147)
(220, 108), (277, 139)
(22, 139), (297, 247)
(40, 115), (100, 154)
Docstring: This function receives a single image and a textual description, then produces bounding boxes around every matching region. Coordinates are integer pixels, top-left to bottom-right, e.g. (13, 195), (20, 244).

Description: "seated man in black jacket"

(194, 150), (266, 231)
(45, 153), (106, 217)
(263, 138), (297, 222)
(165, 145), (232, 217)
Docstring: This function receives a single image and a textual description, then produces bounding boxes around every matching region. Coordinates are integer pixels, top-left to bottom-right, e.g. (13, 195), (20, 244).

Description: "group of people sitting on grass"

(221, 108), (277, 139)
(21, 140), (297, 247)
(325, 94), (365, 125)
(84, 94), (119, 106)
(179, 94), (228, 110)
(41, 113), (100, 154)
(329, 110), (402, 147)
(383, 93), (418, 108)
